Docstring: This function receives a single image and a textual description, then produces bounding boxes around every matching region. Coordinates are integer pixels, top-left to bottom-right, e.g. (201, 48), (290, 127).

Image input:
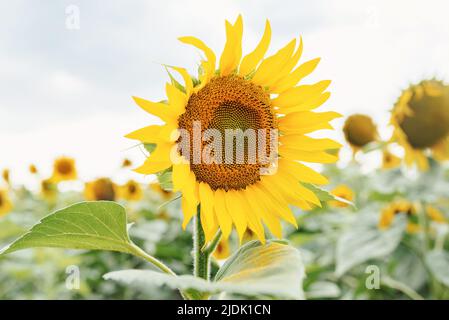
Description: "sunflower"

(41, 179), (58, 201)
(150, 183), (174, 201)
(343, 114), (378, 152)
(426, 205), (447, 224)
(382, 150), (401, 170)
(212, 238), (231, 260)
(51, 157), (77, 182)
(119, 180), (143, 201)
(84, 178), (117, 201)
(390, 80), (449, 170)
(378, 200), (419, 233)
(126, 16), (341, 243)
(122, 158), (133, 168)
(329, 184), (354, 208)
(29, 164), (38, 175)
(0, 189), (13, 217)
(2, 169), (10, 185)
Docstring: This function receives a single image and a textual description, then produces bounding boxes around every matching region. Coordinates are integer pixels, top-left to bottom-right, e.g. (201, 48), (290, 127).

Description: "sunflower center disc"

(57, 161), (73, 175)
(178, 75), (276, 191)
(399, 88), (449, 149)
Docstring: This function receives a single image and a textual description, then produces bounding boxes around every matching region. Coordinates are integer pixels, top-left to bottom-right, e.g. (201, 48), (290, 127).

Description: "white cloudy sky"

(1, 0), (449, 186)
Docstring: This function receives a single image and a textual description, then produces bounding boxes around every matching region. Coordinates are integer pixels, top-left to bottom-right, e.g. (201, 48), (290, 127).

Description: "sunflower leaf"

(335, 215), (406, 277)
(425, 250), (449, 287)
(303, 183), (355, 207)
(1, 201), (138, 256)
(105, 241), (305, 299)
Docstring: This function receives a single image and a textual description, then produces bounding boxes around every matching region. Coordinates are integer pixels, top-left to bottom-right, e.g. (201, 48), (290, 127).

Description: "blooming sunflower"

(329, 184), (354, 208)
(29, 164), (38, 175)
(84, 178), (117, 201)
(382, 150), (401, 170)
(127, 16), (341, 243)
(41, 179), (57, 201)
(51, 157), (77, 182)
(390, 80), (449, 170)
(119, 180), (143, 201)
(2, 169), (10, 185)
(0, 189), (13, 217)
(378, 200), (419, 233)
(343, 114), (378, 152)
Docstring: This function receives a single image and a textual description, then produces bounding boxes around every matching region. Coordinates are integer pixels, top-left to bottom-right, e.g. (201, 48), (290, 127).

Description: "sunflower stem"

(193, 206), (210, 281)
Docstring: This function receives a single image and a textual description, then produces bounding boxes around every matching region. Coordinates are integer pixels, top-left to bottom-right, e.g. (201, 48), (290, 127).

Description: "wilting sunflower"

(41, 179), (58, 201)
(378, 200), (420, 233)
(213, 238), (231, 260)
(126, 16), (341, 243)
(382, 150), (401, 170)
(0, 189), (13, 217)
(343, 114), (378, 152)
(119, 180), (143, 201)
(84, 178), (116, 201)
(329, 184), (354, 208)
(51, 157), (77, 182)
(390, 80), (449, 170)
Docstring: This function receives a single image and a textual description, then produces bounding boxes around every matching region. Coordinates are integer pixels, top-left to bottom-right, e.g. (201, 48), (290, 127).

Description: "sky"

(1, 0), (449, 186)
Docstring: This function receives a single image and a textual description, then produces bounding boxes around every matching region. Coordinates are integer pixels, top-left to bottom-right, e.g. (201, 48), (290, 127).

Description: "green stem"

(381, 276), (425, 300)
(193, 206), (210, 280)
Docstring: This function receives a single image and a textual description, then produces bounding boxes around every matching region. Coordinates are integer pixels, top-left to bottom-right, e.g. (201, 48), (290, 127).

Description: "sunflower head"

(382, 150), (401, 170)
(84, 178), (116, 201)
(391, 80), (449, 169)
(329, 184), (354, 208)
(343, 114), (378, 150)
(119, 180), (143, 201)
(126, 16), (340, 243)
(122, 158), (133, 168)
(41, 179), (57, 201)
(378, 200), (418, 233)
(212, 238), (231, 260)
(51, 157), (77, 182)
(0, 189), (13, 217)
(29, 164), (38, 175)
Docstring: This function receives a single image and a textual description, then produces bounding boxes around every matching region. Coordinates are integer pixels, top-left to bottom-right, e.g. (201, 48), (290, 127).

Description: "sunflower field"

(1, 6), (449, 302)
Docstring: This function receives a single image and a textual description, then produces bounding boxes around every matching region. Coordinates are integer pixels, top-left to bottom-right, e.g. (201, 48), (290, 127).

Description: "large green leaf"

(335, 215), (406, 277)
(303, 183), (354, 207)
(0, 201), (136, 255)
(105, 241), (305, 299)
(425, 250), (449, 287)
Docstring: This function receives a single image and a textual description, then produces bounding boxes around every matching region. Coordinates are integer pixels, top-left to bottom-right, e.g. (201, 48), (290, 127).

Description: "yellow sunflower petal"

(220, 15), (243, 76)
(239, 20), (271, 76)
(224, 190), (248, 241)
(278, 158), (328, 185)
(125, 124), (176, 143)
(280, 135), (342, 151)
(199, 182), (218, 241)
(165, 83), (187, 115)
(168, 66), (194, 96)
(181, 175), (199, 229)
(178, 36), (216, 76)
(252, 39), (297, 87)
(246, 186), (283, 238)
(214, 189), (233, 240)
(271, 57), (321, 93)
(272, 80), (331, 108)
(172, 162), (191, 192)
(278, 92), (331, 114)
(278, 111), (341, 130)
(236, 191), (265, 243)
(279, 146), (338, 163)
(281, 122), (334, 135)
(132, 97), (178, 123)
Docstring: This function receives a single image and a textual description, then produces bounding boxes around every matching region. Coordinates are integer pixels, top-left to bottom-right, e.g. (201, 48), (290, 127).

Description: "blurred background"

(2, 0), (449, 187)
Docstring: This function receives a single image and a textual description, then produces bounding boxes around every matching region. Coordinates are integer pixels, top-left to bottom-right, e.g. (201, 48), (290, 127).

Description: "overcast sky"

(1, 0), (449, 186)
